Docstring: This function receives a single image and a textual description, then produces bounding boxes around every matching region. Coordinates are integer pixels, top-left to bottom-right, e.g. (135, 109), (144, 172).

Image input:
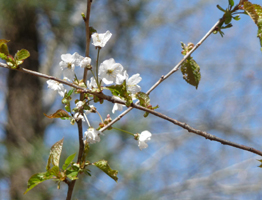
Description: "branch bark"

(1, 60), (262, 158)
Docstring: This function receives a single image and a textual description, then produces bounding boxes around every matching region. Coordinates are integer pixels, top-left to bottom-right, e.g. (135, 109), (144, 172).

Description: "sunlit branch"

(2, 55), (262, 158)
(100, 19), (223, 134)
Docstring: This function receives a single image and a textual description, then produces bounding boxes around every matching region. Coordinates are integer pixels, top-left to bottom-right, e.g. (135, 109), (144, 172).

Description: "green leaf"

(135, 92), (151, 108)
(65, 104), (71, 113)
(0, 39), (10, 56)
(224, 10), (232, 24)
(94, 160), (118, 182)
(64, 89), (75, 98)
(181, 57), (201, 89)
(46, 138), (64, 170)
(24, 172), (53, 194)
(0, 43), (9, 56)
(243, 2), (262, 50)
(62, 153), (76, 170)
(0, 52), (8, 60)
(107, 80), (128, 97)
(48, 166), (60, 176)
(15, 49), (30, 61)
(107, 80), (133, 107)
(66, 170), (79, 180)
(89, 26), (97, 36)
(217, 5), (226, 12)
(228, 0), (234, 7)
(44, 109), (70, 119)
(233, 15), (241, 21)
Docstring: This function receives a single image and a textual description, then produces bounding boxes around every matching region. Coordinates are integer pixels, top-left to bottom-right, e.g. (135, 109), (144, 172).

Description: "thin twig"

(2, 61), (262, 157)
(67, 0), (92, 200)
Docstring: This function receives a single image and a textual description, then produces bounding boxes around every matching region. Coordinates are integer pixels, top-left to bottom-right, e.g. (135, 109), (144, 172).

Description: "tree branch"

(67, 0), (93, 199)
(100, 19), (223, 132)
(1, 59), (262, 158)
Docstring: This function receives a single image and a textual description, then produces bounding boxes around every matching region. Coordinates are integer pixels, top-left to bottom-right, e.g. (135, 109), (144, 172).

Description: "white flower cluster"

(46, 30), (151, 149)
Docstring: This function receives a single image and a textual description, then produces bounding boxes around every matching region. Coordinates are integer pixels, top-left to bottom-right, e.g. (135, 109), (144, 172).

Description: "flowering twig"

(100, 19), (223, 132)
(66, 0), (92, 199)
(1, 61), (262, 157)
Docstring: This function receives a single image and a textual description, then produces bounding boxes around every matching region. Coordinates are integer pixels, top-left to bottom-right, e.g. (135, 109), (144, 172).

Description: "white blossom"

(46, 80), (66, 97)
(76, 101), (85, 109)
(74, 112), (85, 122)
(87, 77), (101, 90)
(83, 128), (102, 144)
(59, 52), (84, 81)
(91, 30), (112, 48)
(99, 58), (123, 85)
(80, 57), (91, 68)
(112, 97), (126, 114)
(117, 71), (142, 94)
(138, 130), (152, 150)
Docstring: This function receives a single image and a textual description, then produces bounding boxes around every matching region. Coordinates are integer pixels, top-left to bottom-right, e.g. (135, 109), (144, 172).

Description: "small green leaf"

(89, 26), (97, 36)
(64, 89), (75, 98)
(107, 80), (133, 107)
(107, 80), (128, 97)
(135, 92), (151, 108)
(24, 172), (52, 194)
(143, 112), (149, 118)
(46, 138), (64, 170)
(228, 0), (234, 7)
(0, 43), (9, 56)
(94, 160), (118, 182)
(0, 39), (10, 56)
(224, 10), (232, 24)
(65, 104), (71, 113)
(233, 15), (241, 21)
(48, 166), (60, 176)
(66, 170), (79, 180)
(181, 57), (201, 89)
(0, 52), (8, 60)
(217, 5), (226, 12)
(15, 49), (30, 61)
(62, 153), (76, 170)
(44, 109), (70, 119)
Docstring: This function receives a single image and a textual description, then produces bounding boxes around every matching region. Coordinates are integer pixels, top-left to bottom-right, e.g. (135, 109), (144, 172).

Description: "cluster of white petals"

(80, 57), (91, 68)
(91, 31), (112, 48)
(87, 77), (100, 90)
(46, 30), (152, 149)
(76, 101), (85, 109)
(138, 131), (152, 150)
(112, 96), (126, 114)
(98, 58), (124, 85)
(59, 52), (85, 81)
(74, 112), (85, 122)
(46, 80), (66, 97)
(83, 128), (102, 144)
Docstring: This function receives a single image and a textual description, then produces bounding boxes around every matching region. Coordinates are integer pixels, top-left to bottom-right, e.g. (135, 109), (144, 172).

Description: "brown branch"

(100, 18), (223, 132)
(67, 0), (93, 200)
(1, 61), (262, 157)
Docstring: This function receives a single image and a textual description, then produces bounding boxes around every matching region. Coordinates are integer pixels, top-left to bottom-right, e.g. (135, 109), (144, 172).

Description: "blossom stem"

(84, 113), (91, 127)
(112, 127), (134, 136)
(95, 48), (101, 89)
(95, 110), (104, 124)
